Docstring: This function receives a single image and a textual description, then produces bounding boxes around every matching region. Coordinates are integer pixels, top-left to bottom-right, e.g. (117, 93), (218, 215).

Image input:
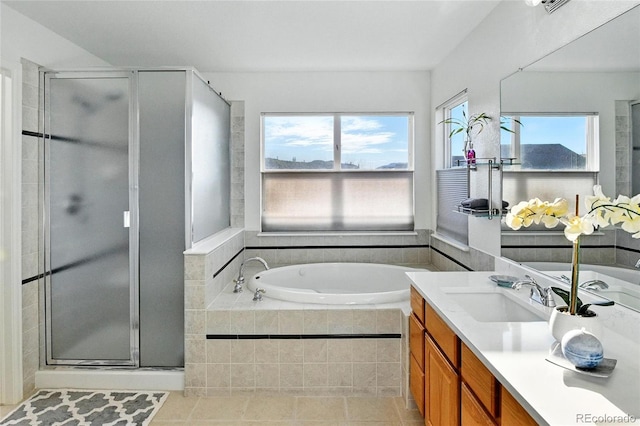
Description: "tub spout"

(233, 257), (270, 293)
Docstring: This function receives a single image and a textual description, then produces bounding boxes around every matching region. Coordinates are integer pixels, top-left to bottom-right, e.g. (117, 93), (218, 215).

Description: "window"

(261, 113), (414, 232)
(500, 114), (598, 171)
(443, 99), (468, 168)
(436, 93), (469, 245)
(500, 114), (599, 226)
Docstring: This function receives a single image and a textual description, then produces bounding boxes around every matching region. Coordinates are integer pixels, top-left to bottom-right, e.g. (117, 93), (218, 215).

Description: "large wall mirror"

(500, 5), (640, 311)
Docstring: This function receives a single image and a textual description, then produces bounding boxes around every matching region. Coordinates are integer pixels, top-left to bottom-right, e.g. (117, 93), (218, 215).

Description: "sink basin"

(446, 292), (546, 322)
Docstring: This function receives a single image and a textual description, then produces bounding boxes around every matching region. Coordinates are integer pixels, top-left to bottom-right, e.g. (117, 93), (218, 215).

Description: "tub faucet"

(512, 275), (556, 308)
(233, 257), (269, 293)
(253, 288), (266, 302)
(579, 280), (609, 291)
(635, 258), (640, 269)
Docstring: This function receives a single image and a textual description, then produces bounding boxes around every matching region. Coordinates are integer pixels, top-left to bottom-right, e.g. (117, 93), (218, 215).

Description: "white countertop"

(407, 271), (640, 426)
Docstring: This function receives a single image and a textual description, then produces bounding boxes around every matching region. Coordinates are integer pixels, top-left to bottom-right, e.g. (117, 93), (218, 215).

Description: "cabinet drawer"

(410, 286), (425, 324)
(409, 352), (425, 416)
(409, 313), (425, 369)
(462, 343), (499, 417)
(501, 386), (538, 426)
(425, 304), (459, 368)
(461, 383), (497, 426)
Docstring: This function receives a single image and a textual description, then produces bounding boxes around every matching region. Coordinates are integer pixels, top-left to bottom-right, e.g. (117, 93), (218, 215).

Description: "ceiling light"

(525, 0), (571, 14)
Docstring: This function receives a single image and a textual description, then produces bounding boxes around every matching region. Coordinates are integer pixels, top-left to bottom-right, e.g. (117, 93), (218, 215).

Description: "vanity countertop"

(407, 271), (640, 426)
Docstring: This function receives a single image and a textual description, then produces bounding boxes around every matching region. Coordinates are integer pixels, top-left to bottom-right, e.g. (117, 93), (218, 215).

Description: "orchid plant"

(505, 185), (640, 315)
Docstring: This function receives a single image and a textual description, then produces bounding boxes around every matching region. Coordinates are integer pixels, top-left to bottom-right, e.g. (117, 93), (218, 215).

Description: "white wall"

(431, 0), (640, 257)
(1, 3), (109, 68)
(203, 71), (431, 231)
(0, 3), (110, 403)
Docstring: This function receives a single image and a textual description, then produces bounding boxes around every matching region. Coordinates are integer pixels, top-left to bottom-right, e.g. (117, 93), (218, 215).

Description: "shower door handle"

(123, 211), (130, 228)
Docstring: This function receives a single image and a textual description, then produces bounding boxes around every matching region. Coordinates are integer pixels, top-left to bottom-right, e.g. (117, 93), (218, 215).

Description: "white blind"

(436, 168), (469, 245)
(262, 171), (414, 232)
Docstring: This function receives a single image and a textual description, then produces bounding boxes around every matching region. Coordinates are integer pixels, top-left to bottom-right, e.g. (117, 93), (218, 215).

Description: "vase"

(568, 237), (580, 314)
(549, 306), (602, 342)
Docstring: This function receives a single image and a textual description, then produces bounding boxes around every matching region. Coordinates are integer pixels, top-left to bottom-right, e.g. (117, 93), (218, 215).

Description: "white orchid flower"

(561, 214), (595, 242)
(505, 186), (640, 240)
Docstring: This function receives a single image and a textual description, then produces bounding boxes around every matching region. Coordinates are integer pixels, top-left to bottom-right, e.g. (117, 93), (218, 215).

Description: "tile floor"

(150, 392), (424, 425)
(1, 392), (423, 425)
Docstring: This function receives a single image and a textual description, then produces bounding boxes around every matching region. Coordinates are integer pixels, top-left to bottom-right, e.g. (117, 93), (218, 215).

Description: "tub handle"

(253, 288), (266, 302)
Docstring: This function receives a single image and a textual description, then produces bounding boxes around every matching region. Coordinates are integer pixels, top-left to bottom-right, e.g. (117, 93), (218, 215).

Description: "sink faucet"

(233, 257), (269, 293)
(512, 275), (556, 307)
(579, 279), (609, 291)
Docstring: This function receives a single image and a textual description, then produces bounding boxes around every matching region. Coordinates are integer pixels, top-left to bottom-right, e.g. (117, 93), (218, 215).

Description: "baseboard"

(35, 368), (184, 391)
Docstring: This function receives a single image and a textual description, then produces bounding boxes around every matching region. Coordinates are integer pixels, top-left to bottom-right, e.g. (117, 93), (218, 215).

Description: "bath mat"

(0, 389), (168, 426)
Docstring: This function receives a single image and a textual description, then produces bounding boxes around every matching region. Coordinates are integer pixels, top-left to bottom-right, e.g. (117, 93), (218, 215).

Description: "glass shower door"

(44, 72), (137, 365)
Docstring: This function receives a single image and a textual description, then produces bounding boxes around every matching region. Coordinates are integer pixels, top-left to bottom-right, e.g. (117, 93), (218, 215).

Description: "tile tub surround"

(192, 282), (408, 398)
(184, 228), (435, 398)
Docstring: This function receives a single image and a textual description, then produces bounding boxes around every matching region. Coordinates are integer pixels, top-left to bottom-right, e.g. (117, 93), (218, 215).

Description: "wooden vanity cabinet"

(409, 285), (538, 426)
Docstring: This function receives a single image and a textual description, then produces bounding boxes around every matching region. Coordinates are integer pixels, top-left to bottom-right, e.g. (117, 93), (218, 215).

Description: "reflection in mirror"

(500, 6), (640, 312)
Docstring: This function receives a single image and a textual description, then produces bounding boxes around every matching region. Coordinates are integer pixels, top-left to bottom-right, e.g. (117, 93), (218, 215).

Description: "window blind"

(262, 171), (414, 232)
(436, 168), (469, 245)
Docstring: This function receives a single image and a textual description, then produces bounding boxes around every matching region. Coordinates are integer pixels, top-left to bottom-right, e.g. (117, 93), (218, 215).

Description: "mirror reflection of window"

(501, 114), (598, 171)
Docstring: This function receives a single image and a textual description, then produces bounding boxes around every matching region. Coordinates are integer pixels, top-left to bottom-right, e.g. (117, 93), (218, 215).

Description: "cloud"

(265, 115), (407, 159)
(265, 116), (333, 148)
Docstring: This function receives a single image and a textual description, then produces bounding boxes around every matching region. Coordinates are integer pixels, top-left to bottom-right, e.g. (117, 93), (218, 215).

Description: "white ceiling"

(4, 0), (501, 72)
(527, 4), (640, 72)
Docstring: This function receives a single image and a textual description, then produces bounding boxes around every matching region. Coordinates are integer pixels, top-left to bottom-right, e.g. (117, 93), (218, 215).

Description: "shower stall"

(42, 68), (230, 367)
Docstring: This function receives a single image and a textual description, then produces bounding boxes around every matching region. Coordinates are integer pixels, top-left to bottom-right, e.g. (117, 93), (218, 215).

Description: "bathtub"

(247, 263), (424, 305)
(525, 262), (640, 310)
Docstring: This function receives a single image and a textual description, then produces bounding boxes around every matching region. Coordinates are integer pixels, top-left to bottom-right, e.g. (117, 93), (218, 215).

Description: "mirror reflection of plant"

(505, 186), (640, 240)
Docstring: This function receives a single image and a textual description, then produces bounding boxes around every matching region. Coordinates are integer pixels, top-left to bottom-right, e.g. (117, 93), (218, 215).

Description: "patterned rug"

(0, 389), (168, 426)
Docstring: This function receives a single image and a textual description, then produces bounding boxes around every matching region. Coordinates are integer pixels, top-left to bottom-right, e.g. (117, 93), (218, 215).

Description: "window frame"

(441, 94), (468, 169)
(260, 112), (415, 233)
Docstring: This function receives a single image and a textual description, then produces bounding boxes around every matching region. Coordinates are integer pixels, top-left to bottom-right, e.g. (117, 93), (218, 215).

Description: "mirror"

(500, 6), (640, 311)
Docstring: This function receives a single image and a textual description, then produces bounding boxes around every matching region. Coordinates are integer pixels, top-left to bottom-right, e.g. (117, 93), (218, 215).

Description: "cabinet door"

(461, 383), (496, 426)
(425, 335), (460, 426)
(501, 386), (538, 426)
(409, 352), (425, 416)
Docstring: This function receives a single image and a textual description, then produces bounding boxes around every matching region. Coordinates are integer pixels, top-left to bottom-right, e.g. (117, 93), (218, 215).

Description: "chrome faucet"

(233, 257), (269, 293)
(512, 275), (556, 307)
(579, 279), (609, 291)
(635, 258), (640, 269)
(253, 288), (266, 302)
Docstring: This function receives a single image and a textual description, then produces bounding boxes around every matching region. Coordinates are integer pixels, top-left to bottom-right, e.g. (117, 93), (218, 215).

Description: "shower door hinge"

(123, 211), (130, 228)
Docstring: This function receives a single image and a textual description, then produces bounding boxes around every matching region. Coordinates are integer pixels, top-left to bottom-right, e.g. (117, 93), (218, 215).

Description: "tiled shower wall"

(21, 58), (41, 396)
(615, 100), (631, 197)
(230, 101), (244, 228)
